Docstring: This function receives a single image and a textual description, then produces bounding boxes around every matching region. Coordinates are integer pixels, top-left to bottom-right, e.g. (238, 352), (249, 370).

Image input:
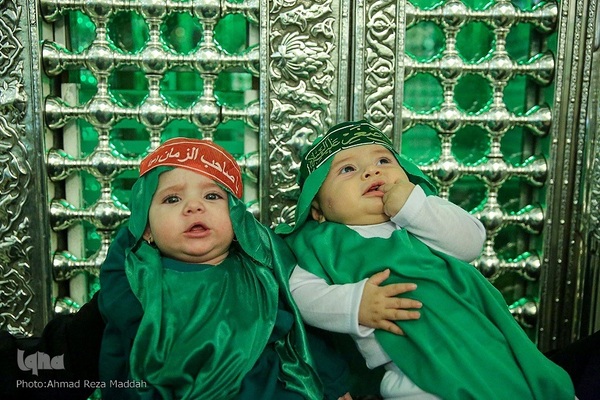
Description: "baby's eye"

(377, 157), (392, 165)
(163, 195), (180, 204)
(340, 165), (355, 174)
(205, 192), (224, 200)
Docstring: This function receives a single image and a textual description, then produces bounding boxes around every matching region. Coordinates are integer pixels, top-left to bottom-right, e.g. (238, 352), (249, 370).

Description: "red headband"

(140, 138), (243, 198)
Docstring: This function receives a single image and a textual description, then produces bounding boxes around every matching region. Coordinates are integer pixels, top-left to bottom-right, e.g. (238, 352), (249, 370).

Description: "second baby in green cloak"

(277, 120), (575, 400)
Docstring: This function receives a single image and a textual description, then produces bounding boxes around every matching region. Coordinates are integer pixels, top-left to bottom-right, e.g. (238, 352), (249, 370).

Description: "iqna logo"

(17, 350), (65, 376)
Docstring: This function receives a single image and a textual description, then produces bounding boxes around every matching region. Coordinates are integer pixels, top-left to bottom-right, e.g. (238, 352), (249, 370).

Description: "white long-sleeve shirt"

(289, 185), (486, 368)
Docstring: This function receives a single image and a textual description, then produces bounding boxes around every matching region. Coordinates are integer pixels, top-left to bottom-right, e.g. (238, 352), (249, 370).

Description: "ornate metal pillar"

(540, 0), (600, 349)
(0, 0), (52, 336)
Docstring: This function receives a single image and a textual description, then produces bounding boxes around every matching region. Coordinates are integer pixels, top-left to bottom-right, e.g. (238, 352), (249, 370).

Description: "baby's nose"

(184, 199), (204, 213)
(363, 166), (381, 178)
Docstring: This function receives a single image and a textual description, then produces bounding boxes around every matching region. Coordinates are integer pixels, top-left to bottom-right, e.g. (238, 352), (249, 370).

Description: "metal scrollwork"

(0, 0), (35, 336)
(362, 0), (398, 134)
(267, 0), (338, 225)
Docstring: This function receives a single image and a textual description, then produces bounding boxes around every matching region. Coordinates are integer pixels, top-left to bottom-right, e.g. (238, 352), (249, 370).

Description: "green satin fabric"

(227, 196), (325, 399)
(126, 243), (278, 399)
(286, 221), (575, 400)
(99, 164), (326, 399)
(98, 228), (335, 400)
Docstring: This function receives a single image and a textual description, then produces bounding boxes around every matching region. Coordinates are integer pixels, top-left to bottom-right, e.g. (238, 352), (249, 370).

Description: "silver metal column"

(0, 0), (52, 336)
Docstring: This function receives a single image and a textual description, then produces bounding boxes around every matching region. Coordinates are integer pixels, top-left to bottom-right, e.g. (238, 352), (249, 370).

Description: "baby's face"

(311, 144), (409, 225)
(145, 167), (234, 265)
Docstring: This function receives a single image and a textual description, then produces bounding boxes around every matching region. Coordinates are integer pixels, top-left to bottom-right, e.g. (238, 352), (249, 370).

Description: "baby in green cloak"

(98, 138), (351, 400)
(277, 121), (575, 399)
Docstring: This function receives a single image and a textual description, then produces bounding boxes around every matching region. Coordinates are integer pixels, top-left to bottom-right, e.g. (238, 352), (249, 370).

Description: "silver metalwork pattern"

(590, 51), (600, 243)
(0, 2), (31, 334)
(357, 0), (400, 135)
(0, 0), (51, 336)
(539, 0), (600, 349)
(264, 0), (345, 225)
(53, 232), (111, 281)
(509, 298), (538, 329)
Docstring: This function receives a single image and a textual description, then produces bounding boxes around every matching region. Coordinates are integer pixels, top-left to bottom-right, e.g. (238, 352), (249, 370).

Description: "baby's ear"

(142, 226), (153, 243)
(310, 200), (326, 223)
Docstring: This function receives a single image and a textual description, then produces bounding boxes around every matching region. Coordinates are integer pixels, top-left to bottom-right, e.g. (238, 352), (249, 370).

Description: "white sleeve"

(391, 185), (486, 262)
(289, 265), (373, 337)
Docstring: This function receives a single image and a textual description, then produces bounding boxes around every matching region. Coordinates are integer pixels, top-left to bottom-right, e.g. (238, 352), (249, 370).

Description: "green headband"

(276, 120), (436, 235)
(299, 120), (395, 187)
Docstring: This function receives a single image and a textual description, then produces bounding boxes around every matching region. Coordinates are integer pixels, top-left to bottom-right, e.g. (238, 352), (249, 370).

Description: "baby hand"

(381, 179), (416, 217)
(358, 269), (422, 335)
(338, 392), (353, 400)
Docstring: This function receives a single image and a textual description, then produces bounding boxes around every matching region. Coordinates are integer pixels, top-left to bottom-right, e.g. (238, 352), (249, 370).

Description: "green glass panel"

(107, 11), (149, 54)
(68, 11), (95, 53)
(405, 21), (444, 62)
(162, 12), (202, 54)
(501, 127), (527, 163)
(408, 0), (444, 10)
(452, 126), (489, 164)
(448, 176), (486, 212)
(460, 0), (492, 11)
(504, 76), (528, 114)
(456, 22), (493, 62)
(161, 120), (203, 141)
(78, 120), (99, 157)
(511, 0), (544, 12)
(215, 14), (248, 53)
(401, 125), (440, 163)
(212, 120), (247, 156)
(404, 73), (443, 112)
(454, 74), (492, 114)
(80, 171), (101, 207)
(506, 23), (533, 62)
(69, 70), (97, 105)
(161, 69), (204, 108)
(82, 221), (101, 258)
(109, 68), (149, 107)
(112, 172), (139, 207)
(109, 119), (150, 157)
(215, 72), (253, 106)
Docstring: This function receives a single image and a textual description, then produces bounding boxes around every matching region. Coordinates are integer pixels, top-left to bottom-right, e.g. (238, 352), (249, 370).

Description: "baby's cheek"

(325, 198), (337, 212)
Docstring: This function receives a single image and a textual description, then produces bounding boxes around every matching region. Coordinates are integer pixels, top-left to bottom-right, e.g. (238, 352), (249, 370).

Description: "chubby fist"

(381, 177), (416, 217)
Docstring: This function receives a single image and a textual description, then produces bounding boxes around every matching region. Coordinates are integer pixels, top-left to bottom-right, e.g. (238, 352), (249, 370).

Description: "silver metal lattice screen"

(0, 0), (597, 354)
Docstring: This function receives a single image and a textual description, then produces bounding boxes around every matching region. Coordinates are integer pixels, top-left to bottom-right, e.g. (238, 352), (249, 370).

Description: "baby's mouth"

(186, 223), (208, 233)
(364, 182), (384, 194)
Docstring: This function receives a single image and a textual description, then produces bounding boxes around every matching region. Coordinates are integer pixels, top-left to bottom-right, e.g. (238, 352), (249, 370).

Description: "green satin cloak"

(126, 243), (279, 399)
(99, 229), (327, 400)
(285, 220), (575, 400)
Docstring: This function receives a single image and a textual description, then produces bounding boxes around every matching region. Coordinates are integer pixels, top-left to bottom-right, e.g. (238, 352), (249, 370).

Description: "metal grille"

(40, 0), (260, 308)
